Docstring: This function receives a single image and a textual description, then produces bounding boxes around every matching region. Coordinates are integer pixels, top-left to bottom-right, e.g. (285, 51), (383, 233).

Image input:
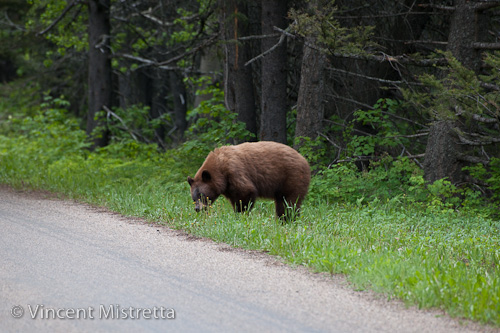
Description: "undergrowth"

(0, 98), (499, 327)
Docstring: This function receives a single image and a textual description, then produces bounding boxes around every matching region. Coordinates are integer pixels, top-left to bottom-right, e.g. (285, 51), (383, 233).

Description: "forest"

(2, 0), (500, 207)
(1, 0), (500, 327)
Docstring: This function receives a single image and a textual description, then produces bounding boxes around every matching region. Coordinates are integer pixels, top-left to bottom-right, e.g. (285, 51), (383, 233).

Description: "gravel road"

(0, 187), (494, 332)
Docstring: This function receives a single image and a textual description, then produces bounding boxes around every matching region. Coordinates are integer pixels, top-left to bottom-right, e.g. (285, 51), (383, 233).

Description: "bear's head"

(187, 170), (220, 212)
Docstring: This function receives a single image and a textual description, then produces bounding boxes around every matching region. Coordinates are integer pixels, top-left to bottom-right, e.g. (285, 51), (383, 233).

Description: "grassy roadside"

(1, 131), (499, 327)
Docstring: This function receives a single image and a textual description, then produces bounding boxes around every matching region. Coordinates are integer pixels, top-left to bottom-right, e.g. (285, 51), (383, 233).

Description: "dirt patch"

(0, 184), (61, 201)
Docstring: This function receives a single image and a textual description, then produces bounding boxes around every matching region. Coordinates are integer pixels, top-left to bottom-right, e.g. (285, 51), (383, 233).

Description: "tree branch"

(245, 27), (287, 66)
(156, 34), (219, 68)
(470, 113), (499, 124)
(457, 133), (500, 146)
(118, 53), (156, 66)
(458, 155), (489, 165)
(1, 11), (26, 31)
(37, 0), (79, 36)
(455, 105), (499, 123)
(481, 82), (500, 91)
(238, 33), (280, 41)
(375, 37), (448, 46)
(331, 51), (448, 67)
(418, 4), (455, 12)
(139, 10), (201, 27)
(103, 105), (138, 141)
(275, 23), (447, 68)
(327, 66), (419, 86)
(473, 42), (500, 50)
(475, 2), (500, 11)
(334, 11), (444, 19)
(327, 95), (375, 111)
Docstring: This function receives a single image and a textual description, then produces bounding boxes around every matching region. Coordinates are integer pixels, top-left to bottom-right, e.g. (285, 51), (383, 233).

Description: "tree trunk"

(221, 0), (258, 141)
(423, 0), (482, 184)
(169, 70), (188, 141)
(446, 0), (481, 72)
(260, 0), (288, 144)
(87, 0), (112, 148)
(0, 58), (16, 83)
(294, 34), (326, 149)
(423, 121), (464, 184)
(150, 69), (168, 146)
(194, 46), (222, 108)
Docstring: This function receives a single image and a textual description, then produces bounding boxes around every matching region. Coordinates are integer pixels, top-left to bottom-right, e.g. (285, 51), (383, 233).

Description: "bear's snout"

(194, 200), (205, 212)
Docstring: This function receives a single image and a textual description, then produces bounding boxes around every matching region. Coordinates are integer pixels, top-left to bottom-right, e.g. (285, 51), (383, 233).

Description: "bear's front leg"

(230, 192), (256, 213)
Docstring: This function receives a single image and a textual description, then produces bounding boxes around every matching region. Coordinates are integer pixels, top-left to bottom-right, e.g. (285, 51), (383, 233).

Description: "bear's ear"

(187, 176), (194, 186)
(201, 170), (211, 182)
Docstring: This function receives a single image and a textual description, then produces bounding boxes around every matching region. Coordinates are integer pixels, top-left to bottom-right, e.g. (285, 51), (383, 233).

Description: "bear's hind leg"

(276, 193), (302, 222)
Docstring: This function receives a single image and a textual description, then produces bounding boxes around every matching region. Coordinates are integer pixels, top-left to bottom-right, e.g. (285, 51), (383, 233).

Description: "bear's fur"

(187, 141), (310, 221)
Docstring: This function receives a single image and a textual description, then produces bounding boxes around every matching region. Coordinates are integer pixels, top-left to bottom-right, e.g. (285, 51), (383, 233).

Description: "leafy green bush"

(348, 99), (409, 156)
(294, 135), (332, 171)
(98, 104), (170, 146)
(463, 158), (500, 216)
(306, 153), (495, 218)
(308, 155), (421, 204)
(0, 80), (41, 131)
(179, 76), (255, 163)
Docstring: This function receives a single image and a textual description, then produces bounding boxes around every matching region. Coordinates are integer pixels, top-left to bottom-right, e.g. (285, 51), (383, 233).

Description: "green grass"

(0, 132), (499, 327)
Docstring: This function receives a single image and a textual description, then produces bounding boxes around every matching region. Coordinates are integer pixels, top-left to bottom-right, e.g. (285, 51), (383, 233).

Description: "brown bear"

(187, 141), (310, 221)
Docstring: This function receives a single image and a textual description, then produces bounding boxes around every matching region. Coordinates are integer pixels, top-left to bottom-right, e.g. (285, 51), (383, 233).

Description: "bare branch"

(406, 153), (426, 158)
(275, 22), (447, 68)
(245, 27), (287, 66)
(382, 112), (429, 129)
(317, 131), (341, 150)
(327, 66), (418, 86)
(391, 133), (429, 139)
(139, 10), (200, 27)
(115, 34), (219, 71)
(481, 82), (500, 91)
(458, 133), (500, 146)
(38, 0), (79, 36)
(1, 11), (26, 31)
(375, 37), (448, 46)
(458, 155), (489, 165)
(418, 4), (455, 12)
(334, 11), (445, 20)
(103, 105), (138, 141)
(156, 34), (219, 67)
(473, 42), (500, 50)
(114, 53), (220, 74)
(323, 119), (374, 136)
(331, 51), (448, 67)
(271, 25), (327, 54)
(419, 1), (500, 12)
(475, 2), (500, 11)
(470, 113), (499, 124)
(238, 33), (280, 41)
(455, 105), (499, 123)
(328, 95), (375, 110)
(118, 53), (156, 66)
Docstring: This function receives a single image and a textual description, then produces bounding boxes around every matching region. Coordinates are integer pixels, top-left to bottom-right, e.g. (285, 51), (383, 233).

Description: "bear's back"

(215, 141), (310, 198)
